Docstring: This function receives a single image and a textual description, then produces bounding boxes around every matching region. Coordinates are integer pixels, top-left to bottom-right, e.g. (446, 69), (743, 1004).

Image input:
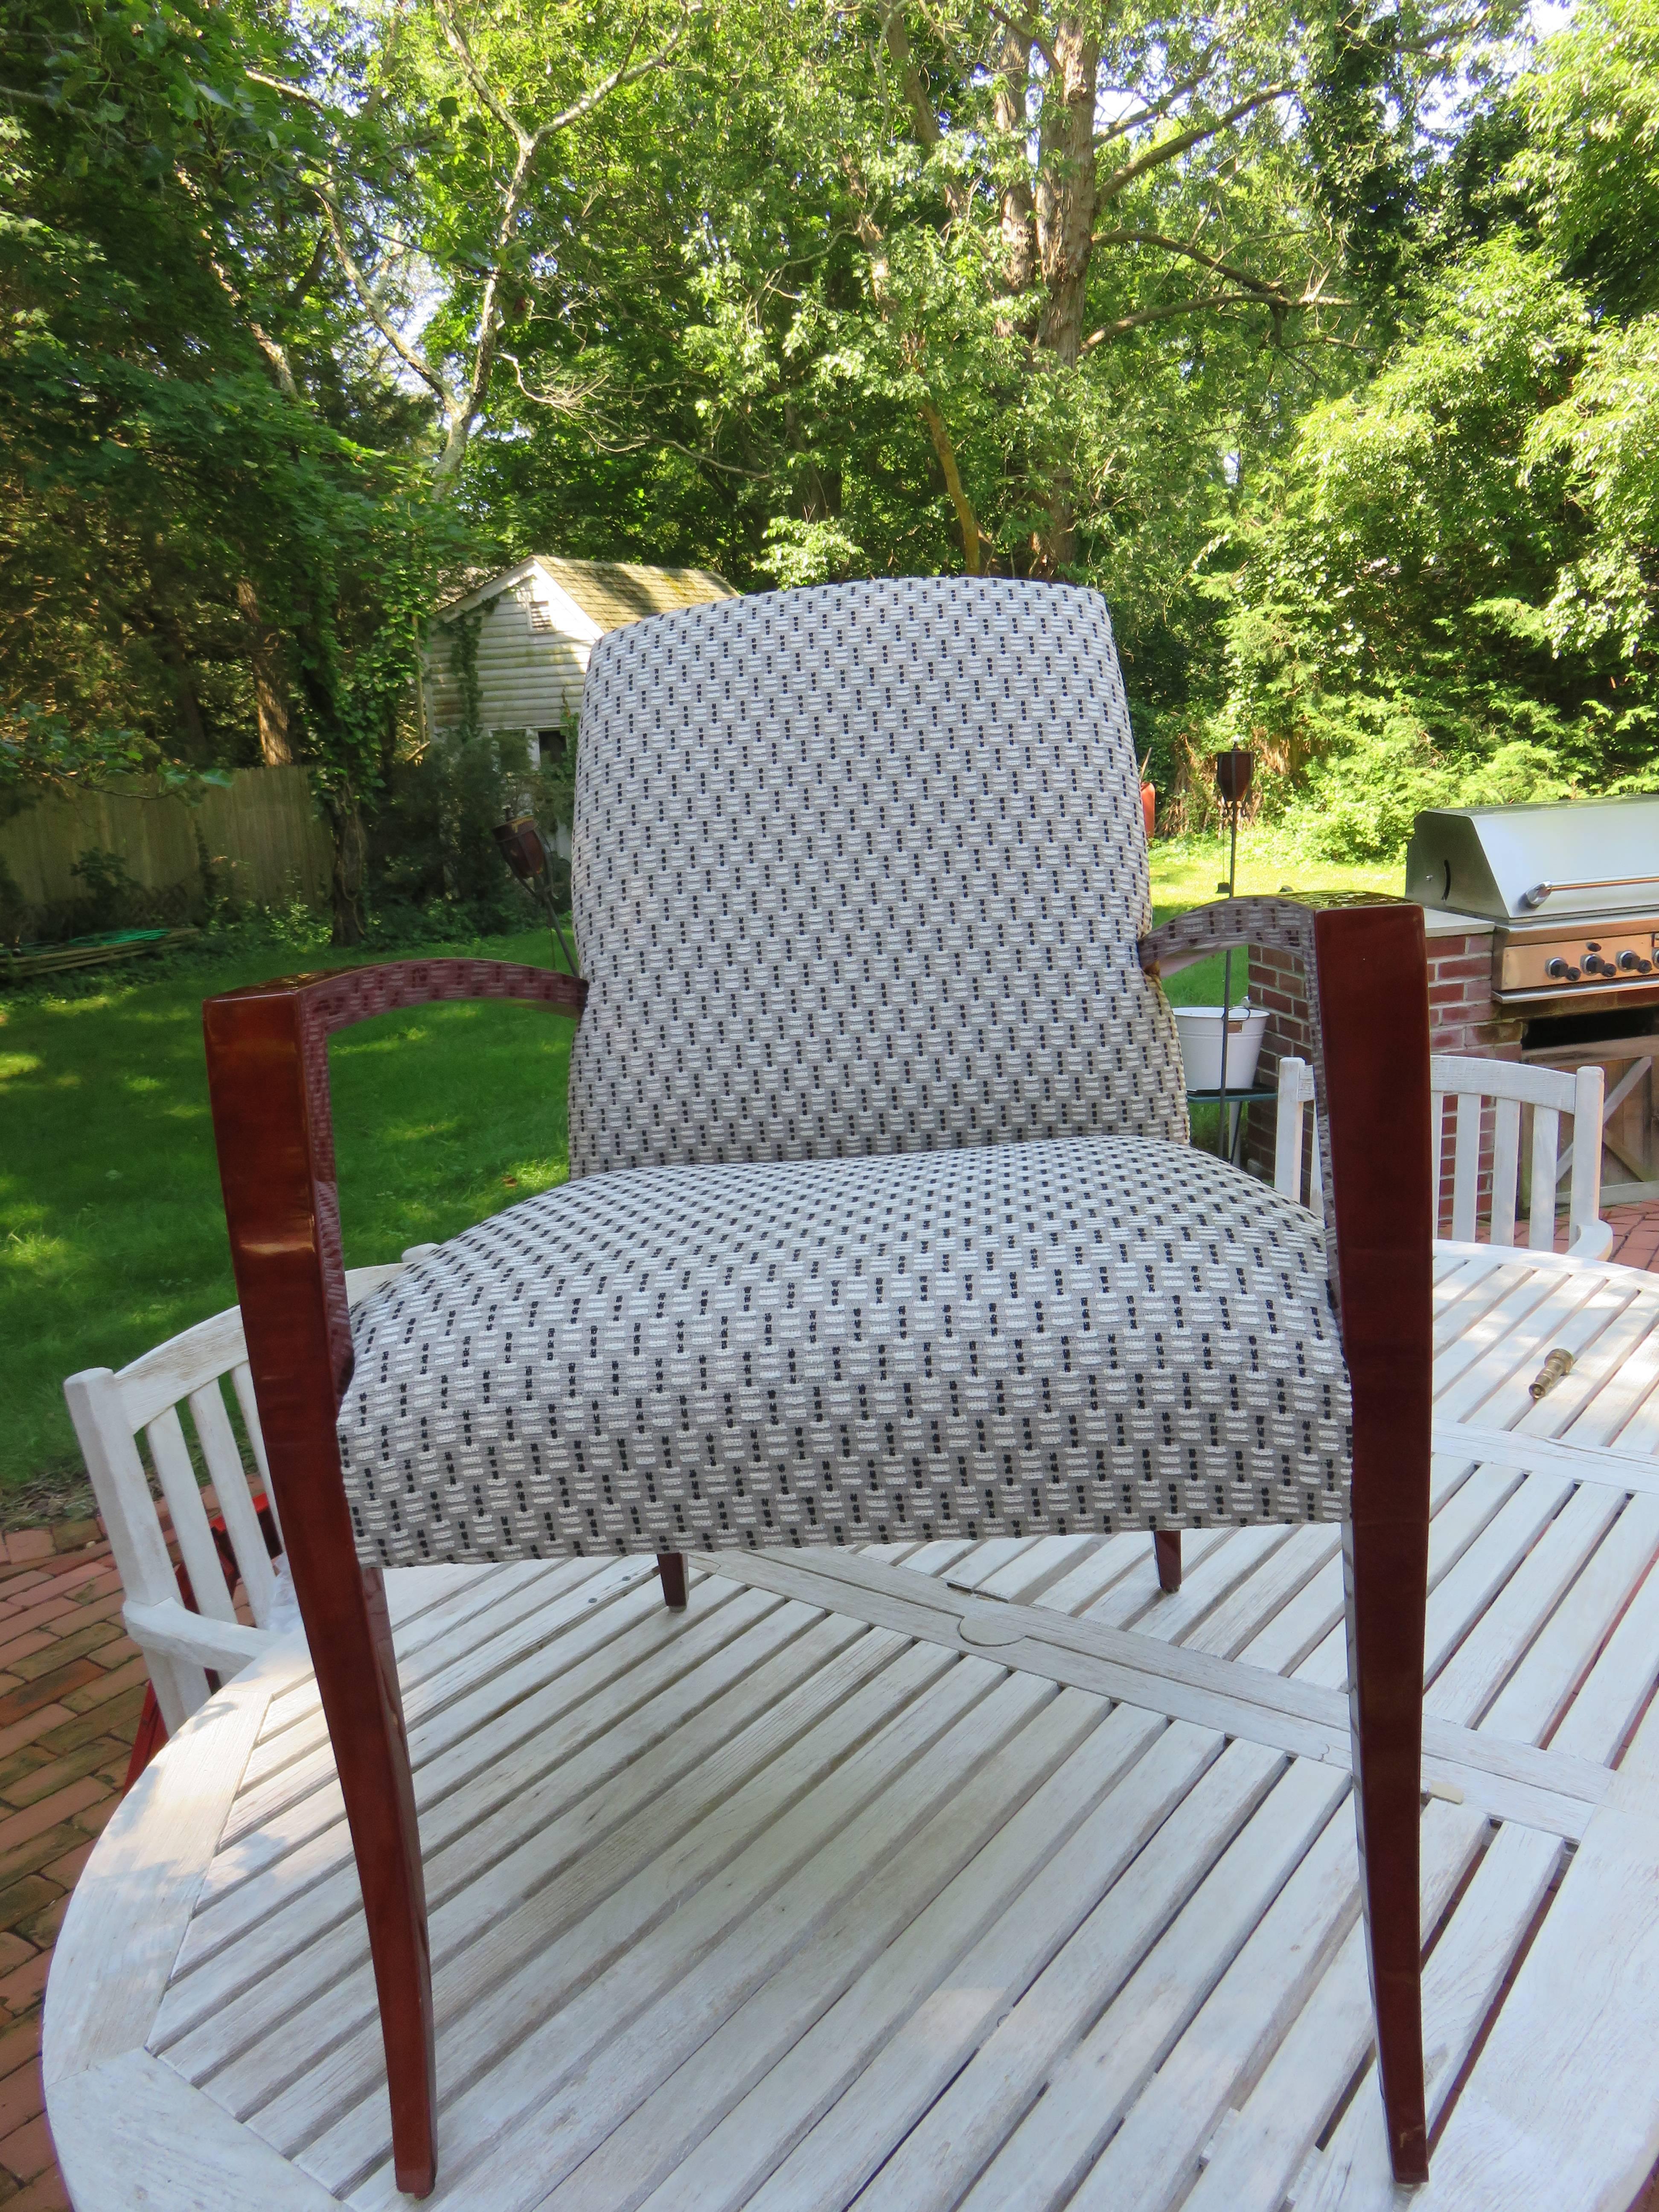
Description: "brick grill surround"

(1243, 915), (1522, 1224)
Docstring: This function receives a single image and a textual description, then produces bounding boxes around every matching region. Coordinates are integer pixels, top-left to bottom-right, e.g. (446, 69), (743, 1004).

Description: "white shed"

(420, 556), (738, 765)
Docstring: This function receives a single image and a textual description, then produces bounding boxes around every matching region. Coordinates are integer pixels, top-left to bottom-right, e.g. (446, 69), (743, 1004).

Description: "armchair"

(202, 579), (1432, 2196)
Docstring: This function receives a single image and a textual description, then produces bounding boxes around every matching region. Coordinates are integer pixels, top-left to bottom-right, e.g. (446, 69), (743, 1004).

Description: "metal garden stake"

(492, 812), (579, 978)
(1211, 748), (1254, 1160)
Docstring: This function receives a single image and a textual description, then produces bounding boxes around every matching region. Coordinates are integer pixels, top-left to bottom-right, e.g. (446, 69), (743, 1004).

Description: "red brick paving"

(1606, 1201), (1659, 1272)
(0, 1527), (143, 2209)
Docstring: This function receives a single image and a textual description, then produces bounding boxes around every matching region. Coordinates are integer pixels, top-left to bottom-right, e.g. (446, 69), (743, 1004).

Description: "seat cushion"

(338, 1136), (1351, 1566)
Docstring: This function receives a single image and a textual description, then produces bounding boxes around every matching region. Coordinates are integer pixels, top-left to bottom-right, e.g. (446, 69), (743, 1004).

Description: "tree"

(0, 0), (465, 938)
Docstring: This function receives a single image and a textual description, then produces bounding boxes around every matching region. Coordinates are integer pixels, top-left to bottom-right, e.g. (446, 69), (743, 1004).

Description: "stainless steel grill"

(1407, 796), (1659, 1005)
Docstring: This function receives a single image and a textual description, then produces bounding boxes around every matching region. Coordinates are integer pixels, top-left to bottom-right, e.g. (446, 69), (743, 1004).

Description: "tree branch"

(1092, 225), (1314, 304)
(1096, 82), (1292, 202)
(918, 398), (982, 573)
(1093, 47), (1221, 143)
(315, 185), (460, 417)
(981, 3), (1058, 80)
(874, 3), (968, 219)
(1080, 291), (1252, 346)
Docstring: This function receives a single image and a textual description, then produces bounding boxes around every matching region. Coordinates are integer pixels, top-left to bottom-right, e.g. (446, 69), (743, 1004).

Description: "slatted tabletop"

(42, 1243), (1659, 2212)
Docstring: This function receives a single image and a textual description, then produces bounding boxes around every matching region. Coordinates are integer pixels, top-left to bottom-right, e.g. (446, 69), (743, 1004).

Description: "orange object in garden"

(1141, 782), (1156, 841)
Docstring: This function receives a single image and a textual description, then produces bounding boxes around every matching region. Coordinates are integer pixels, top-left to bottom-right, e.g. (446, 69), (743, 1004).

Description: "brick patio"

(0, 1528), (144, 2210)
(12, 1209), (1659, 2211)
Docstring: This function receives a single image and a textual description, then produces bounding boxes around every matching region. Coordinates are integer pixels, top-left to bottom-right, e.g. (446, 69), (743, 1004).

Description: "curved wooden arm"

(1138, 894), (1429, 1346)
(204, 958), (583, 1414)
(201, 956), (582, 2197)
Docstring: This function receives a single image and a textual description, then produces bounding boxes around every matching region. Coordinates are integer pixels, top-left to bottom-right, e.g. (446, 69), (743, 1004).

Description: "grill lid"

(1406, 796), (1659, 922)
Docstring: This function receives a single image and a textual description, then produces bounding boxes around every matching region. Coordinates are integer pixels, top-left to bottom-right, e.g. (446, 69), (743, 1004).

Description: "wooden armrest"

(201, 957), (587, 1679)
(1138, 895), (1429, 1360)
(122, 1597), (271, 1676)
(1138, 890), (1415, 979)
(204, 958), (585, 1408)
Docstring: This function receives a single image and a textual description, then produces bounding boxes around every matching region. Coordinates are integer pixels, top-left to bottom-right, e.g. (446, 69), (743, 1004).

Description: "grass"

(0, 833), (1400, 1495)
(1, 925), (577, 1493)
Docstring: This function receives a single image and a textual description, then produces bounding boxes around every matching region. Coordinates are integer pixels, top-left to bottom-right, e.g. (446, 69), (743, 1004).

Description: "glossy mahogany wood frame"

(203, 914), (1431, 2195)
(204, 958), (586, 2197)
(1145, 899), (1434, 2184)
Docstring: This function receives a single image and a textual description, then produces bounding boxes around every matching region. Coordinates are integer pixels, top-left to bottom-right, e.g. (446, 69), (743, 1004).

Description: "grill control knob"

(1643, 959), (1654, 974)
(1581, 955), (1604, 975)
(1619, 951), (1642, 972)
(1547, 958), (1571, 978)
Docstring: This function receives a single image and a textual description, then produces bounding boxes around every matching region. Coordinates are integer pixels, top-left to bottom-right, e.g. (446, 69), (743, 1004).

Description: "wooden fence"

(0, 766), (331, 932)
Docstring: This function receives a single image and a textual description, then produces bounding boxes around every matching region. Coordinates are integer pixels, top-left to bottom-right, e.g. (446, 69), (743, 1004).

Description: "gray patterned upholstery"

(337, 579), (1353, 1565)
(566, 577), (1187, 1175)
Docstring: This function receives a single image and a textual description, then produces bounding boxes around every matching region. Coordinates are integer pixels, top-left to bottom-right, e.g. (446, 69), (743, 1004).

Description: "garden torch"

(492, 812), (578, 978)
(1211, 747), (1254, 1160)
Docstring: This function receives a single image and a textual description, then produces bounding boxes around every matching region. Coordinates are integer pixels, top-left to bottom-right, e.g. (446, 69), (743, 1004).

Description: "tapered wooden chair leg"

(1153, 1530), (1182, 1592)
(317, 1564), (437, 2196)
(1315, 900), (1434, 2186)
(657, 1550), (688, 1609)
(1346, 1518), (1429, 2182)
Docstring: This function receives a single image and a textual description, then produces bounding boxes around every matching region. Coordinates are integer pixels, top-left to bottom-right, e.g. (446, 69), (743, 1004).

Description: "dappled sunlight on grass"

(1, 925), (574, 1487)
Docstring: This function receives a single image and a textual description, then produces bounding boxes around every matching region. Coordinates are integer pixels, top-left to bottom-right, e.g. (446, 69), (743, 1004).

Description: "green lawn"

(0, 833), (1400, 1494)
(1, 926), (579, 1493)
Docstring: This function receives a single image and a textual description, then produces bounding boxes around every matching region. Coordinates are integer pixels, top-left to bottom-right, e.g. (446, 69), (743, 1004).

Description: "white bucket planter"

(1173, 1002), (1269, 1093)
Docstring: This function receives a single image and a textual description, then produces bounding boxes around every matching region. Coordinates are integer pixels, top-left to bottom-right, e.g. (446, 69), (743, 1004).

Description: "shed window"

(537, 728), (567, 768)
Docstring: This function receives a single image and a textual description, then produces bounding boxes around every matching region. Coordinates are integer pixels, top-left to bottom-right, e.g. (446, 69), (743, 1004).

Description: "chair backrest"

(567, 576), (1187, 1176)
(63, 1257), (418, 1735)
(1274, 1051), (1610, 1258)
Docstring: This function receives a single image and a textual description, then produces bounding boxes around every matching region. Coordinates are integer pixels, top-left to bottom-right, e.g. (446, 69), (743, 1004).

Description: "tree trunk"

(153, 618), (211, 761)
(1034, 17), (1101, 369)
(323, 785), (367, 946)
(236, 581), (293, 766)
(1031, 15), (1100, 571)
(919, 400), (983, 574)
(995, 26), (1038, 310)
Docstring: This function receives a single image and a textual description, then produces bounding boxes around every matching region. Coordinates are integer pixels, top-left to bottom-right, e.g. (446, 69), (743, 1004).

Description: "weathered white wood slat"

(186, 1377), (277, 1627)
(144, 1403), (241, 1627)
(1425, 1480), (1626, 1728)
(853, 1737), (1289, 2212)
(533, 1688), (1116, 2212)
(336, 1665), (1061, 2206)
(1298, 1822), (1566, 2211)
(1480, 1491), (1659, 1747)
(1178, 1800), (1490, 2212)
(1441, 1277), (1653, 1440)
(700, 1545), (1609, 1838)
(1491, 1093), (1522, 1248)
(1432, 1270), (1609, 1418)
(51, 2047), (341, 2212)
(44, 1641), (290, 2090)
(47, 1241), (1659, 2212)
(183, 1569), (738, 1947)
(956, 1759), (1350, 2212)
(1451, 1094), (1483, 1244)
(157, 1590), (848, 2064)
(1529, 1103), (1561, 1250)
(730, 1719), (1223, 2212)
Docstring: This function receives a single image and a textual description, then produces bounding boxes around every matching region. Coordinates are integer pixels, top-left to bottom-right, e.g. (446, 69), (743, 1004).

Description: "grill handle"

(1521, 872), (1659, 910)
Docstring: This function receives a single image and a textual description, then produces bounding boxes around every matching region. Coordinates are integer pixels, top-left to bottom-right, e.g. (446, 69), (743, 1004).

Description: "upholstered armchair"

(203, 578), (1432, 2196)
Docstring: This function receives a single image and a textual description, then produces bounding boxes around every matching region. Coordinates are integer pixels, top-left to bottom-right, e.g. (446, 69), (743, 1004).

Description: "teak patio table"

(43, 1234), (1659, 2212)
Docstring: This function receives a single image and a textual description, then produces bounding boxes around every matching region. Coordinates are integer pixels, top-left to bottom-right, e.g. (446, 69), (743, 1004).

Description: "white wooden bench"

(62, 1252), (430, 1734)
(1275, 1052), (1611, 1257)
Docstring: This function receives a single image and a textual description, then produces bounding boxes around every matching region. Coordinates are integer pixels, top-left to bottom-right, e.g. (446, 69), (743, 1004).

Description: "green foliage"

(372, 729), (540, 932)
